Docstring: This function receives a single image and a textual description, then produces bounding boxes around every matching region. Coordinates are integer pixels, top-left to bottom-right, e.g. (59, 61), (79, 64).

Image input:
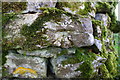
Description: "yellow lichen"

(13, 67), (38, 78)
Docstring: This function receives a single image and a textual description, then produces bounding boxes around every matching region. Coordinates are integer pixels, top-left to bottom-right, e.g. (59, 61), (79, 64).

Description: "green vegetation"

(2, 2), (27, 13)
(56, 2), (94, 15)
(113, 33), (120, 78)
(2, 12), (17, 26)
(20, 7), (72, 50)
(96, 2), (119, 33)
(61, 48), (98, 78)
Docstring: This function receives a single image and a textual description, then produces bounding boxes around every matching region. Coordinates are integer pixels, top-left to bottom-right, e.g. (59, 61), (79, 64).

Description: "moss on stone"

(61, 48), (97, 64)
(77, 61), (94, 78)
(56, 2), (94, 15)
(2, 2), (27, 13)
(105, 52), (118, 77)
(2, 12), (18, 26)
(57, 49), (68, 57)
(39, 7), (71, 16)
(99, 64), (113, 78)
(76, 2), (93, 15)
(96, 2), (119, 33)
(61, 48), (99, 78)
(96, 2), (111, 14)
(20, 7), (72, 50)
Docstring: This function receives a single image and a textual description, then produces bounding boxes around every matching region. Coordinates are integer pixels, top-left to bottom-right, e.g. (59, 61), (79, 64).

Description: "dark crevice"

(47, 58), (56, 78)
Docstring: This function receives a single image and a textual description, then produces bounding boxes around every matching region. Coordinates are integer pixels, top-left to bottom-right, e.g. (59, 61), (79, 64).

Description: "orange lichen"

(13, 67), (38, 78)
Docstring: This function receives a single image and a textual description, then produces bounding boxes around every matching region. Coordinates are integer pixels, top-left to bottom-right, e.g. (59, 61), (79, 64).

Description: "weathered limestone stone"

(2, 1), (119, 79)
(17, 48), (76, 58)
(95, 13), (110, 27)
(4, 52), (47, 78)
(3, 13), (94, 50)
(23, 0), (57, 13)
(92, 56), (106, 73)
(56, 2), (96, 17)
(94, 39), (102, 52)
(3, 13), (40, 49)
(51, 54), (106, 78)
(17, 48), (61, 58)
(50, 55), (82, 78)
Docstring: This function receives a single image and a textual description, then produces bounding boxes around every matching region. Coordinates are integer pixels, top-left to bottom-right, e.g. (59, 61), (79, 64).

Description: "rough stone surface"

(94, 39), (102, 51)
(51, 54), (106, 78)
(95, 13), (110, 27)
(23, 0), (57, 13)
(3, 13), (94, 50)
(17, 48), (76, 58)
(2, 1), (119, 79)
(51, 55), (82, 78)
(4, 52), (47, 78)
(57, 2), (96, 17)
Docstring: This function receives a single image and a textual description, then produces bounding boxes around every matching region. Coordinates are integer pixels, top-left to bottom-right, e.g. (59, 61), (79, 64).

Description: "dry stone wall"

(2, 1), (119, 79)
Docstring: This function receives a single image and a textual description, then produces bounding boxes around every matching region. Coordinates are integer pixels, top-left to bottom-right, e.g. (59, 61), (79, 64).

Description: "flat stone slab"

(4, 52), (47, 78)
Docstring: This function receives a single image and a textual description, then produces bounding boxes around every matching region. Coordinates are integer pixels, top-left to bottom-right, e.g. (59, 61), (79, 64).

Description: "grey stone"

(17, 48), (76, 58)
(4, 52), (47, 78)
(42, 14), (94, 48)
(50, 55), (106, 78)
(95, 14), (110, 27)
(4, 13), (40, 49)
(23, 0), (57, 13)
(94, 39), (102, 51)
(3, 13), (94, 49)
(69, 32), (94, 47)
(51, 55), (83, 78)
(92, 56), (106, 73)
(17, 48), (61, 58)
(61, 2), (96, 17)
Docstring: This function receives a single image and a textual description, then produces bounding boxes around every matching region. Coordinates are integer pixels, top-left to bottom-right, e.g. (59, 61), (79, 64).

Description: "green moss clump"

(96, 2), (119, 33)
(62, 48), (97, 65)
(77, 61), (94, 78)
(92, 20), (102, 26)
(99, 64), (113, 78)
(96, 2), (111, 14)
(2, 12), (17, 26)
(61, 48), (98, 78)
(56, 2), (94, 16)
(76, 2), (93, 15)
(110, 21), (120, 33)
(55, 2), (83, 11)
(39, 7), (71, 16)
(57, 49), (68, 57)
(105, 52), (118, 77)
